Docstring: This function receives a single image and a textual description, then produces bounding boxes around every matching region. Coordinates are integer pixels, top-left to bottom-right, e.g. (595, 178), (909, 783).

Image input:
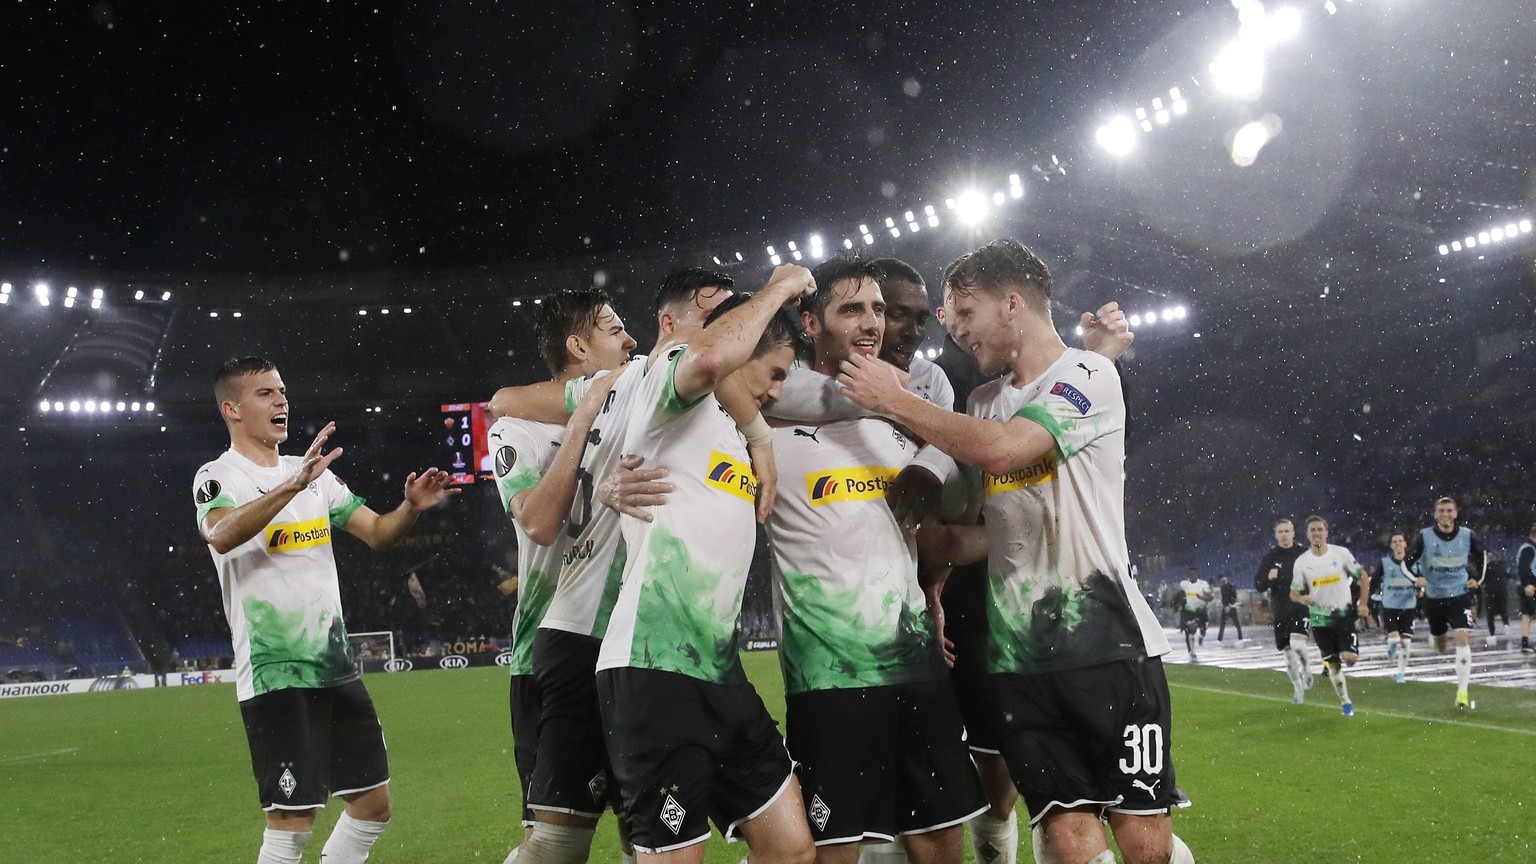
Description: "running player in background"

(838, 239), (1192, 864)
(1288, 516), (1369, 716)
(597, 269), (816, 863)
(194, 357), (457, 864)
(1518, 524), (1536, 655)
(1406, 497), (1485, 710)
(1176, 568), (1212, 663)
(487, 290), (635, 864)
(1377, 531), (1419, 683)
(1254, 519), (1315, 700)
(1214, 575), (1242, 643)
(1480, 550), (1510, 647)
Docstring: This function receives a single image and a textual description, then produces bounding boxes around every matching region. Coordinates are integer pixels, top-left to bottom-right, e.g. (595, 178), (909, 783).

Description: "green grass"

(3, 654), (1535, 862)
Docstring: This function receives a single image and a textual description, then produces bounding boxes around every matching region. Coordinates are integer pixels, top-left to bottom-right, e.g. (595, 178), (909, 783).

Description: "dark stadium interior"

(1, 1), (1532, 677)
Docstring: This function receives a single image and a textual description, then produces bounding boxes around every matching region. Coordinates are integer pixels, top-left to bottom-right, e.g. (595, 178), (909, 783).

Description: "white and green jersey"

(488, 416), (568, 676)
(1179, 578), (1212, 612)
(765, 414), (944, 695)
(544, 362), (646, 640)
(1291, 544), (1363, 627)
(968, 348), (1167, 675)
(597, 345), (757, 684)
(193, 449), (367, 702)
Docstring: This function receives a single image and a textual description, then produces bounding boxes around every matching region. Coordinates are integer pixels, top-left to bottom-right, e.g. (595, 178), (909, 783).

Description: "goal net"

(348, 630), (396, 672)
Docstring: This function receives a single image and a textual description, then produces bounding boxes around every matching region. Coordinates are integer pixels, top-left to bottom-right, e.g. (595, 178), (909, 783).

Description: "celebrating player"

(1288, 516), (1369, 716)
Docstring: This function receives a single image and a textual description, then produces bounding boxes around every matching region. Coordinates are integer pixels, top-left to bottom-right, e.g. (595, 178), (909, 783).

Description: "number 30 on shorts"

(1118, 724), (1164, 775)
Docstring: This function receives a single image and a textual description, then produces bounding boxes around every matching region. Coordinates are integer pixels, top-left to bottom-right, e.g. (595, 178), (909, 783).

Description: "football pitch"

(4, 652), (1535, 863)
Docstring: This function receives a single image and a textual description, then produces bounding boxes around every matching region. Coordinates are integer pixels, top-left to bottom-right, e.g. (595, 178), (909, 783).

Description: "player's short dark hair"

(1305, 515), (1327, 527)
(1219, 573), (1230, 580)
(1274, 518), (1294, 528)
(656, 267), (734, 316)
(869, 257), (924, 288)
(803, 257), (885, 318)
(942, 239), (1052, 314)
(535, 288), (612, 376)
(214, 356), (277, 403)
(1435, 496), (1457, 507)
(1389, 530), (1408, 542)
(704, 292), (802, 358)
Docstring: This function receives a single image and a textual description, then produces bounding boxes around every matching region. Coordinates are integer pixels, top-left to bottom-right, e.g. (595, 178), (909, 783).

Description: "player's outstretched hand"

(1081, 302), (1134, 361)
(837, 353), (910, 415)
(404, 467), (460, 510)
(599, 454), (673, 522)
(287, 421), (342, 492)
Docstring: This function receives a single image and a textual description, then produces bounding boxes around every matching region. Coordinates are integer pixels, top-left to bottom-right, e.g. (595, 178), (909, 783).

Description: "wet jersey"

(1415, 527), (1476, 600)
(1291, 545), (1362, 627)
(766, 415), (944, 694)
(969, 348), (1167, 675)
(1179, 578), (1212, 612)
(193, 449), (367, 702)
(545, 362), (646, 640)
(488, 416), (568, 676)
(597, 346), (757, 684)
(1379, 555), (1417, 611)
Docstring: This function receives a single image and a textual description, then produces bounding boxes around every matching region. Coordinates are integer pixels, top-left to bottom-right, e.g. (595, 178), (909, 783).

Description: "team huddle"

(195, 240), (1197, 864)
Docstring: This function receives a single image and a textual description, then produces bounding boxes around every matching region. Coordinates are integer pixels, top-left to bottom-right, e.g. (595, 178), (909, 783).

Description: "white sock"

(858, 839), (908, 864)
(258, 828), (311, 864)
(971, 811), (1019, 864)
(1327, 664), (1350, 705)
(1398, 636), (1411, 675)
(319, 812), (387, 864)
(1283, 647), (1305, 691)
(1170, 833), (1196, 864)
(502, 847), (520, 864)
(513, 824), (597, 864)
(1455, 643), (1472, 691)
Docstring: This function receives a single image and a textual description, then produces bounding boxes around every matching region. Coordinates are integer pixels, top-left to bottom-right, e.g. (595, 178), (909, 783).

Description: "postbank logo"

(1311, 574), (1342, 588)
(807, 466), (898, 506)
(265, 517), (332, 553)
(984, 454), (1057, 496)
(705, 450), (758, 503)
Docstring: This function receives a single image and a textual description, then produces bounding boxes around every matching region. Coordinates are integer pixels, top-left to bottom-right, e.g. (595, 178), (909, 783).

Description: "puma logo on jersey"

(793, 428), (821, 443)
(1132, 778), (1160, 798)
(1077, 362), (1096, 378)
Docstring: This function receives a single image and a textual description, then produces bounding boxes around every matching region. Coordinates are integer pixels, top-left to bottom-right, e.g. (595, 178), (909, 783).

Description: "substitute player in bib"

(194, 357), (457, 864)
(1378, 531), (1419, 683)
(488, 289), (636, 864)
(837, 240), (1192, 864)
(1288, 517), (1369, 716)
(597, 268), (816, 864)
(1253, 519), (1315, 700)
(1406, 497), (1485, 710)
(766, 257), (986, 864)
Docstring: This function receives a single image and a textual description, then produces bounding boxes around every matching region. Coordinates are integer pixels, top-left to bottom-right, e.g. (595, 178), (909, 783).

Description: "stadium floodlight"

(1521, 219), (1532, 233)
(1450, 241), (1462, 251)
(955, 189), (989, 225)
(863, 234), (875, 245)
(928, 215), (941, 227)
(1129, 314), (1142, 327)
(1478, 231), (1490, 244)
(843, 238), (853, 250)
(99, 401), (111, 414)
(68, 400), (80, 413)
(771, 255), (782, 265)
(84, 400), (97, 413)
(1162, 308), (1175, 320)
(1267, 7), (1303, 42)
(734, 252), (743, 262)
(64, 295), (75, 309)
(145, 401), (155, 412)
(131, 401), (141, 411)
(1230, 120), (1272, 166)
(1094, 117), (1137, 156)
(992, 191), (1005, 206)
(35, 283), (50, 306)
(766, 245), (776, 256)
(1144, 311), (1158, 324)
(1209, 41), (1264, 100)
(1175, 306), (1187, 319)
(1506, 223), (1519, 237)
(161, 291), (171, 301)
(134, 289), (144, 300)
(403, 307), (413, 314)
(53, 401), (63, 411)
(533, 298), (542, 305)
(380, 308), (389, 315)
(1438, 244), (1450, 255)
(116, 401), (126, 411)
(1464, 236), (1476, 248)
(39, 400), (50, 412)
(67, 286), (78, 298)
(924, 204), (936, 216)
(1491, 227), (1505, 242)
(1324, 1), (1337, 14)
(889, 227), (902, 238)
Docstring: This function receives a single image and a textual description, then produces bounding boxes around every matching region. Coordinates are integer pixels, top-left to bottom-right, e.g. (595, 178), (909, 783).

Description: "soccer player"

(1480, 550), (1509, 647)
(1288, 516), (1369, 716)
(193, 357), (457, 864)
(1254, 519), (1314, 701)
(1176, 568), (1212, 663)
(1214, 575), (1242, 642)
(1378, 531), (1419, 683)
(1406, 497), (1485, 709)
(487, 289), (636, 864)
(763, 257), (985, 864)
(837, 240), (1192, 864)
(597, 268), (816, 863)
(488, 269), (775, 864)
(1518, 524), (1536, 655)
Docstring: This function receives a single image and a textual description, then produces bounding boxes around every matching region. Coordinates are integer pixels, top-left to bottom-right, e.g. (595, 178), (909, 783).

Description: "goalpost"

(347, 630), (396, 672)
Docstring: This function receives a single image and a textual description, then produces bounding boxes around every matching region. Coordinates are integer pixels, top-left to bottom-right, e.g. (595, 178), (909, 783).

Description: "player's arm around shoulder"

(487, 379), (573, 424)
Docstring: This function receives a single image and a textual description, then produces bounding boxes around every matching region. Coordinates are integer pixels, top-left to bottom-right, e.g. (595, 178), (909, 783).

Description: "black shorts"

(529, 628), (616, 819)
(1521, 591), (1536, 617)
(1272, 610), (1310, 650)
(1381, 608), (1417, 636)
(787, 678), (986, 844)
(238, 680), (389, 811)
(509, 673), (542, 826)
(597, 667), (795, 853)
(991, 657), (1188, 827)
(1424, 594), (1474, 637)
(1312, 620), (1359, 663)
(948, 624), (1003, 752)
(1178, 608), (1207, 633)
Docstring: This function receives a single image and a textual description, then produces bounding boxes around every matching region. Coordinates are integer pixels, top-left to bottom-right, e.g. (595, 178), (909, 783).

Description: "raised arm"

(672, 264), (815, 403)
(510, 367), (623, 546)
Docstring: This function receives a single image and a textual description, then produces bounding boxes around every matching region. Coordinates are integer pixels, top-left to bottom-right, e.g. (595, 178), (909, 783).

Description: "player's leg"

(521, 631), (612, 864)
(787, 686), (898, 862)
(324, 681), (393, 863)
(1287, 633), (1311, 703)
(891, 679), (986, 864)
(970, 753), (1020, 864)
(716, 680), (815, 864)
(241, 688), (326, 864)
(1031, 809), (1113, 864)
(1452, 599), (1474, 708)
(732, 773), (816, 864)
(947, 623), (1018, 864)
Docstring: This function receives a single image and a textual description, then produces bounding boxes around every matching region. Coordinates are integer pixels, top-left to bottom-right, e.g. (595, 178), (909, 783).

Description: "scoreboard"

(439, 401), (493, 484)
